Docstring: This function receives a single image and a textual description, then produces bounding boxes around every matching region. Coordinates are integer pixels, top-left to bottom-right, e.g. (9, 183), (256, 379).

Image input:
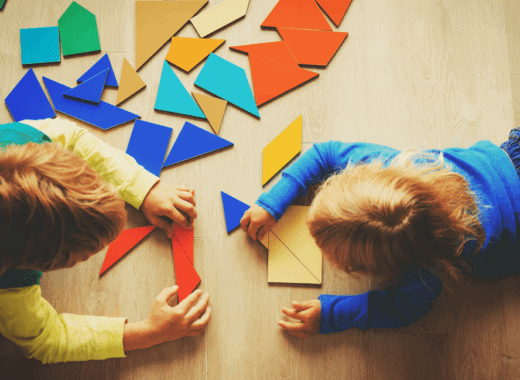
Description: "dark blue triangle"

(77, 53), (118, 87)
(64, 68), (108, 103)
(221, 192), (250, 233)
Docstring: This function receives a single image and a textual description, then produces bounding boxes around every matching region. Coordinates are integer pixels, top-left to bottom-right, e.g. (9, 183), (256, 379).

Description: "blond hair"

(307, 150), (485, 286)
(0, 142), (126, 273)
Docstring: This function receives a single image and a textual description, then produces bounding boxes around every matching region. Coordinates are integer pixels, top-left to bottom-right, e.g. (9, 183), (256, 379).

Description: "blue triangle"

(5, 68), (56, 122)
(154, 61), (206, 119)
(195, 53), (260, 118)
(77, 53), (118, 87)
(221, 192), (250, 233)
(163, 121), (233, 167)
(64, 69), (108, 103)
(43, 76), (140, 130)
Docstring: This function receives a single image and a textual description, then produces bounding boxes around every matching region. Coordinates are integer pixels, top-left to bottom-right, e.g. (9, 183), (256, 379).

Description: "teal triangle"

(221, 192), (250, 233)
(77, 53), (118, 87)
(64, 69), (108, 103)
(154, 61), (206, 119)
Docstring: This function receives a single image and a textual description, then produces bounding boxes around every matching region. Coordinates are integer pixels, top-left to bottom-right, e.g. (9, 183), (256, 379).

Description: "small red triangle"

(315, 0), (352, 27)
(173, 226), (194, 264)
(230, 41), (298, 67)
(172, 237), (201, 302)
(261, 0), (332, 31)
(99, 225), (156, 275)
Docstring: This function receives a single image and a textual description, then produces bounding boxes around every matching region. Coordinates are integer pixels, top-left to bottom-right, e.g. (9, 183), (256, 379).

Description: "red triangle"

(249, 54), (319, 106)
(261, 0), (332, 31)
(315, 0), (352, 27)
(99, 226), (156, 275)
(172, 237), (201, 301)
(230, 41), (298, 67)
(173, 226), (194, 264)
(278, 28), (348, 66)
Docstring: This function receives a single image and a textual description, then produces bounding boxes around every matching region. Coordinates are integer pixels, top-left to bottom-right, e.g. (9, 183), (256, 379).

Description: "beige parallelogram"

(135, 0), (208, 70)
(190, 0), (250, 38)
(192, 92), (227, 134)
(166, 37), (225, 72)
(116, 58), (146, 106)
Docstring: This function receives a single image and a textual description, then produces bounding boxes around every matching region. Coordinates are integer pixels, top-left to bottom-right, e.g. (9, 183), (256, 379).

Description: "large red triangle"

(315, 0), (352, 27)
(249, 54), (319, 106)
(99, 225), (156, 275)
(230, 41), (298, 67)
(172, 237), (200, 301)
(173, 226), (194, 264)
(261, 0), (332, 31)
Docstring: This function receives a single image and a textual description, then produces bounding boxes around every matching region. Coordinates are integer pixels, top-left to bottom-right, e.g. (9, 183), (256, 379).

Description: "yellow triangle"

(191, 0), (250, 38)
(262, 115), (302, 185)
(135, 0), (208, 70)
(116, 58), (146, 106)
(166, 37), (225, 72)
(192, 92), (227, 134)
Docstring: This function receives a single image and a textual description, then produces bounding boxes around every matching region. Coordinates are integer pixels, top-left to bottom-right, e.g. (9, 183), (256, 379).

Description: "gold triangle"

(116, 58), (146, 106)
(192, 92), (227, 134)
(166, 37), (225, 72)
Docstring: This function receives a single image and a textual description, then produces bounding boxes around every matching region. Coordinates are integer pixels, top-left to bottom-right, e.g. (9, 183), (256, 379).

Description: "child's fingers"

(185, 293), (210, 323)
(292, 301), (313, 311)
(150, 215), (174, 237)
(176, 190), (196, 206)
(155, 285), (179, 304)
(278, 320), (305, 332)
(248, 222), (261, 241)
(173, 199), (197, 221)
(257, 226), (268, 241)
(281, 307), (303, 321)
(240, 211), (251, 232)
(164, 206), (190, 227)
(190, 306), (211, 330)
(177, 289), (203, 314)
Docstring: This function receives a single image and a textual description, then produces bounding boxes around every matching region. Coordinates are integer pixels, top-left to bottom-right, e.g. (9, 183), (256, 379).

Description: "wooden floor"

(2, 0), (520, 379)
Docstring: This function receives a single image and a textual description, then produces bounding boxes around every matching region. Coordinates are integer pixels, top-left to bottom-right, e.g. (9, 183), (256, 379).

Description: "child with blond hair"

(241, 133), (520, 338)
(0, 118), (210, 363)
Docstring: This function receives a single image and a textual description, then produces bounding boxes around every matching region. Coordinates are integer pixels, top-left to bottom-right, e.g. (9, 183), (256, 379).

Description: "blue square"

(20, 26), (60, 65)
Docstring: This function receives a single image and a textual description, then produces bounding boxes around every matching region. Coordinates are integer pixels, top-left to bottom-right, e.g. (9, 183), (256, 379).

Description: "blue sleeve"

(318, 268), (444, 333)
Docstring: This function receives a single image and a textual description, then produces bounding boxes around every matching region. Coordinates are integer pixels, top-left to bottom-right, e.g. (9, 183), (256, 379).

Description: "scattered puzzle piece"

(172, 236), (201, 302)
(221, 191), (250, 233)
(5, 69), (56, 122)
(99, 225), (156, 275)
(173, 225), (194, 264)
(195, 53), (259, 118)
(64, 69), (108, 104)
(77, 53), (118, 87)
(163, 121), (233, 167)
(155, 60), (206, 118)
(277, 28), (348, 66)
(43, 76), (140, 130)
(126, 119), (173, 177)
(166, 37), (225, 72)
(262, 115), (302, 185)
(58, 1), (101, 56)
(192, 92), (227, 134)
(315, 0), (352, 26)
(116, 58), (146, 106)
(20, 27), (60, 65)
(261, 0), (332, 31)
(230, 41), (298, 67)
(135, 0), (208, 70)
(191, 0), (250, 38)
(0, 0), (6, 10)
(249, 54), (318, 107)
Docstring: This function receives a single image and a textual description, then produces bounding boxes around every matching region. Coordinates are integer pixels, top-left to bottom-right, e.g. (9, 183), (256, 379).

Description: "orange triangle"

(249, 54), (319, 106)
(172, 237), (201, 301)
(99, 226), (156, 275)
(173, 225), (194, 264)
(166, 37), (225, 72)
(278, 28), (348, 66)
(135, 0), (208, 70)
(315, 0), (352, 27)
(116, 58), (146, 106)
(230, 41), (298, 67)
(192, 92), (227, 134)
(261, 0), (332, 31)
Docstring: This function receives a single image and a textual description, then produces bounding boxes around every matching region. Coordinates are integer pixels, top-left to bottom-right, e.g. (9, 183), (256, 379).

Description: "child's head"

(0, 142), (126, 274)
(307, 150), (485, 285)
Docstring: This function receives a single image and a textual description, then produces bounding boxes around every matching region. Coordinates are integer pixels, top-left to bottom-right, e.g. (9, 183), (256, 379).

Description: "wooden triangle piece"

(172, 236), (201, 301)
(166, 37), (225, 72)
(116, 58), (146, 106)
(191, 0), (250, 38)
(64, 69), (108, 104)
(221, 191), (250, 233)
(230, 41), (298, 67)
(173, 226), (194, 264)
(192, 92), (227, 134)
(315, 0), (352, 26)
(261, 0), (332, 31)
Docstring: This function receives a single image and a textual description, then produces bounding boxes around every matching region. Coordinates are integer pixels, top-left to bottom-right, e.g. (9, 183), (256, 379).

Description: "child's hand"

(141, 183), (197, 236)
(240, 204), (276, 241)
(278, 300), (321, 339)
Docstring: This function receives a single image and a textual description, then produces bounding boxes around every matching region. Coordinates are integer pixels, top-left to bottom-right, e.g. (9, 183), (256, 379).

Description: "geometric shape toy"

(43, 76), (140, 130)
(221, 191), (250, 234)
(192, 92), (227, 134)
(262, 115), (302, 185)
(116, 58), (146, 106)
(63, 69), (108, 104)
(135, 0), (208, 70)
(315, 0), (352, 26)
(0, 0), (5, 10)
(277, 28), (348, 66)
(20, 26), (61, 65)
(5, 68), (56, 122)
(190, 0), (250, 38)
(165, 37), (225, 72)
(230, 41), (298, 67)
(173, 225), (194, 264)
(172, 236), (201, 302)
(195, 53), (259, 118)
(58, 1), (101, 56)
(77, 53), (118, 87)
(261, 0), (332, 31)
(163, 121), (233, 167)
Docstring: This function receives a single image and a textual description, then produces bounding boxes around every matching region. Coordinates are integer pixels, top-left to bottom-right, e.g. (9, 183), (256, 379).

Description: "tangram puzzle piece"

(195, 53), (259, 118)
(190, 0), (250, 38)
(262, 115), (302, 185)
(315, 0), (352, 26)
(77, 53), (118, 87)
(173, 225), (194, 264)
(126, 119), (173, 177)
(5, 69), (56, 122)
(166, 37), (225, 72)
(116, 58), (146, 106)
(58, 1), (100, 56)
(192, 92), (227, 134)
(261, 0), (332, 31)
(64, 69), (108, 104)
(230, 41), (298, 67)
(0, 0), (6, 10)
(99, 225), (156, 275)
(43, 76), (140, 130)
(278, 28), (348, 66)
(267, 206), (322, 284)
(249, 54), (318, 107)
(163, 121), (233, 167)
(172, 235), (200, 302)
(135, 0), (208, 70)
(20, 27), (60, 65)
(221, 192), (250, 233)
(155, 61), (205, 118)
